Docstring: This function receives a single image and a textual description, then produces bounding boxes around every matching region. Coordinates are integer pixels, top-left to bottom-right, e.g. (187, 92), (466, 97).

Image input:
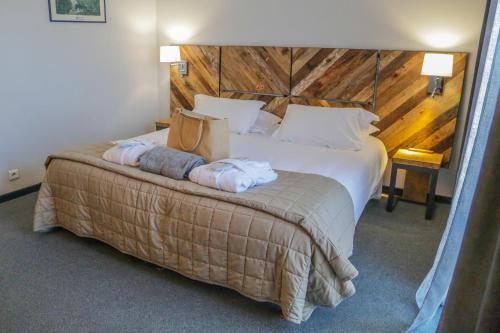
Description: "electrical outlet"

(8, 169), (20, 181)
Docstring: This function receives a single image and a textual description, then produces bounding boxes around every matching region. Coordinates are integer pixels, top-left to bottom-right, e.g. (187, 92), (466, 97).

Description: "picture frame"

(48, 0), (106, 23)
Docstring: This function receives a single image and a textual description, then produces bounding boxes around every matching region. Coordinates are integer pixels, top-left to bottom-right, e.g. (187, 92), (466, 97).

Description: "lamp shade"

(421, 53), (454, 77)
(160, 46), (181, 63)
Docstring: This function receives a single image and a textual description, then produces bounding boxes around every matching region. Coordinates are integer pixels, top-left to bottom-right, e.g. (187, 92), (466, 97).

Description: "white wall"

(0, 0), (159, 195)
(157, 0), (486, 197)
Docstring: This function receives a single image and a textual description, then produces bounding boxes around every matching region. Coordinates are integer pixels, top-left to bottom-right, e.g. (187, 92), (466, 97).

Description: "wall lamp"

(160, 45), (188, 77)
(421, 53), (454, 98)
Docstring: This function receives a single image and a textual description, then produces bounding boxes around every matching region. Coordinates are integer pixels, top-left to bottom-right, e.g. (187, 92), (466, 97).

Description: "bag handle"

(178, 111), (204, 152)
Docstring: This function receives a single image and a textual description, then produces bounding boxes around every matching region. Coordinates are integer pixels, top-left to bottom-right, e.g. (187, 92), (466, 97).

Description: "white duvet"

(132, 129), (388, 222)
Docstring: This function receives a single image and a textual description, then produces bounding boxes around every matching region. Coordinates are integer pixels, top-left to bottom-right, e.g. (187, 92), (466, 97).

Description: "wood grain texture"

(220, 91), (289, 118)
(393, 148), (444, 169)
(375, 51), (467, 165)
(221, 46), (291, 95)
(291, 48), (378, 103)
(170, 45), (220, 114)
(403, 171), (430, 203)
(288, 97), (372, 111)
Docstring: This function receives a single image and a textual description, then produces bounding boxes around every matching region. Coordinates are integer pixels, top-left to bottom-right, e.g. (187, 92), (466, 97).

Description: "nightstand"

(155, 118), (172, 131)
(386, 148), (444, 220)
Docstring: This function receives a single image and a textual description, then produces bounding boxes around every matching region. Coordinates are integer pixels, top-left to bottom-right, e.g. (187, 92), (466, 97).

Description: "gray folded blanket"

(139, 146), (207, 180)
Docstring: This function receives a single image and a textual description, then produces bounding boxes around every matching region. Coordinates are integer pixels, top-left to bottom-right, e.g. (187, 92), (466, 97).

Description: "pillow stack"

(191, 94), (380, 151)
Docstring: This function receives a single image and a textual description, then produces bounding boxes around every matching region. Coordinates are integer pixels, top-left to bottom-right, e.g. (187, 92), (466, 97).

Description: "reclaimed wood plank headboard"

(170, 45), (467, 165)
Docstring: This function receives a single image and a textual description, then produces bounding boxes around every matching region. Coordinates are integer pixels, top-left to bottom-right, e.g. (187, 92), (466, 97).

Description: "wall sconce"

(160, 46), (188, 77)
(421, 53), (454, 98)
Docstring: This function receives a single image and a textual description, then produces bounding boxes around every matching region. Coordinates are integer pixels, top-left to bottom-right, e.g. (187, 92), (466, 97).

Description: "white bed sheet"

(132, 129), (388, 222)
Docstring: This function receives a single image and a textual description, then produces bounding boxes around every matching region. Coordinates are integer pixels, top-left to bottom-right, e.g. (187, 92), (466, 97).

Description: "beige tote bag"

(167, 109), (230, 162)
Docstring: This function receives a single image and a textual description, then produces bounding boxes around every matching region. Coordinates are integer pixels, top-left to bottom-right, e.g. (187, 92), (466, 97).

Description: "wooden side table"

(386, 149), (444, 220)
(155, 118), (173, 131)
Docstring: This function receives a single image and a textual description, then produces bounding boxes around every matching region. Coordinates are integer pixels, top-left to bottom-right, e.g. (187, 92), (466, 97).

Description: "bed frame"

(170, 45), (467, 165)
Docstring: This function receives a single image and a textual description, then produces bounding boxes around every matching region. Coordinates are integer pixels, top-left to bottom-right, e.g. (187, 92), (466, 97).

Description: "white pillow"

(273, 104), (380, 150)
(194, 94), (265, 134)
(249, 111), (282, 135)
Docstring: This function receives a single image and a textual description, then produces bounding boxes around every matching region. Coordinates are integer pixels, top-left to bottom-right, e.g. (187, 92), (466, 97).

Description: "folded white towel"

(188, 158), (278, 193)
(103, 139), (155, 167)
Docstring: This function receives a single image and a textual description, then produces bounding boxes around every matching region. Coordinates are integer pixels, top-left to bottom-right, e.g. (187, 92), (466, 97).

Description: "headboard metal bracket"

(220, 89), (288, 98)
(290, 95), (373, 106)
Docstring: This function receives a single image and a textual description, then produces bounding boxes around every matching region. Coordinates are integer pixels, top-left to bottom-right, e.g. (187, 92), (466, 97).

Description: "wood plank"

(291, 48), (378, 103)
(403, 171), (430, 203)
(170, 45), (220, 114)
(393, 149), (444, 169)
(221, 46), (291, 95)
(219, 91), (289, 118)
(288, 97), (372, 111)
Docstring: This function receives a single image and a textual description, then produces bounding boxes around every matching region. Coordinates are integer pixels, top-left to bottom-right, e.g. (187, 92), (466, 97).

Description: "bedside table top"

(156, 118), (172, 126)
(393, 149), (443, 169)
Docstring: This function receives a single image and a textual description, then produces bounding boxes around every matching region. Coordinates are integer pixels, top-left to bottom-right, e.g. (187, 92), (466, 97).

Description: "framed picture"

(48, 0), (106, 23)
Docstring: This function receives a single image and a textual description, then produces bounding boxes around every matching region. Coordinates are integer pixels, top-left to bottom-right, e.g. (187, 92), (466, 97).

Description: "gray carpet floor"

(0, 193), (448, 333)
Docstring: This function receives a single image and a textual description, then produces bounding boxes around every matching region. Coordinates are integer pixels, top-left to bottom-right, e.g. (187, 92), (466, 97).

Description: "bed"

(33, 40), (466, 323)
(33, 128), (387, 323)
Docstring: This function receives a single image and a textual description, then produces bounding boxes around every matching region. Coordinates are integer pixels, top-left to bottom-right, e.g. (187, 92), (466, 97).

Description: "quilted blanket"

(33, 143), (358, 323)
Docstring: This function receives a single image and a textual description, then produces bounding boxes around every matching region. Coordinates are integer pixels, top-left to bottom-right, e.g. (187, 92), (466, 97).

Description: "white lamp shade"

(160, 46), (181, 63)
(421, 53), (454, 77)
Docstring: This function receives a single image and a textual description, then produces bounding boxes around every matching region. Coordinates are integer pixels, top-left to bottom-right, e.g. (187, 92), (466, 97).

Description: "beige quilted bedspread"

(33, 143), (358, 323)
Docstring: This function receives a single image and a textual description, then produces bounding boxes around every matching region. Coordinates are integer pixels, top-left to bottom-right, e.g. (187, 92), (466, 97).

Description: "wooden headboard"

(170, 45), (467, 165)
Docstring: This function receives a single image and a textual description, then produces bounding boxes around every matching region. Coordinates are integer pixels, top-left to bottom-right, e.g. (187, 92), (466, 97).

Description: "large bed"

(33, 128), (387, 323)
(32, 39), (466, 323)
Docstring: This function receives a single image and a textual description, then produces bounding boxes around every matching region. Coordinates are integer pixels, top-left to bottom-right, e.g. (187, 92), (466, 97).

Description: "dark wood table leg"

(426, 170), (439, 220)
(386, 164), (398, 212)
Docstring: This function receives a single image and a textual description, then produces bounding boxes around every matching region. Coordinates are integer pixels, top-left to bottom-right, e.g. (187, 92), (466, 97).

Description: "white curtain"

(408, 2), (500, 331)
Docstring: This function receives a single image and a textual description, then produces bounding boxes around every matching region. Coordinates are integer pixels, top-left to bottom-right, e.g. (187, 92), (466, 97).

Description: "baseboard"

(0, 183), (41, 204)
(382, 186), (452, 204)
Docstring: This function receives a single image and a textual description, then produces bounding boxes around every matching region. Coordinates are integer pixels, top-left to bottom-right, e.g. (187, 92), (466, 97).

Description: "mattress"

(134, 129), (388, 221)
